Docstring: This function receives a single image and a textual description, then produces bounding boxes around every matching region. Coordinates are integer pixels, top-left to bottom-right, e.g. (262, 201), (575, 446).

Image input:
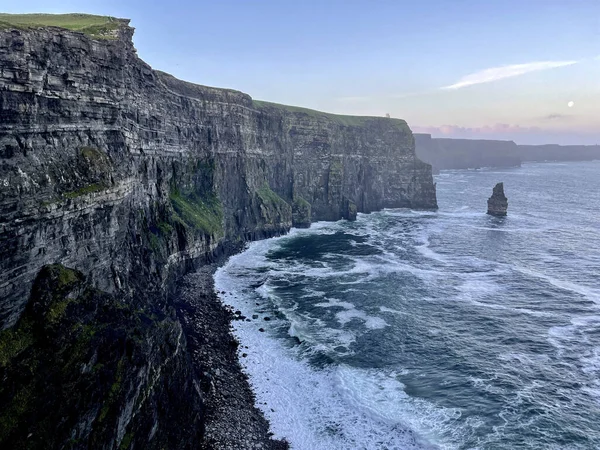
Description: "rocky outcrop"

(0, 18), (436, 449)
(487, 183), (508, 216)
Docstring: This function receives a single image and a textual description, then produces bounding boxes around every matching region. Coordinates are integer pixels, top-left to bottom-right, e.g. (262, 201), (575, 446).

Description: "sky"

(3, 0), (600, 144)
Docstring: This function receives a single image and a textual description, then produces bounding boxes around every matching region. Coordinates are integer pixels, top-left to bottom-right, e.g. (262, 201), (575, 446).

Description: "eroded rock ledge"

(0, 17), (437, 449)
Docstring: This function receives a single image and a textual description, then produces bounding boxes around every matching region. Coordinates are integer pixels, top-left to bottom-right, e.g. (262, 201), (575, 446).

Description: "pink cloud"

(412, 124), (600, 145)
(413, 124), (542, 136)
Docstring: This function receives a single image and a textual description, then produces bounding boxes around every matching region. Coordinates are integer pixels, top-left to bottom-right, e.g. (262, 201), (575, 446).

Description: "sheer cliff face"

(0, 21), (435, 448)
(0, 23), (436, 329)
(414, 134), (600, 172)
(415, 133), (521, 173)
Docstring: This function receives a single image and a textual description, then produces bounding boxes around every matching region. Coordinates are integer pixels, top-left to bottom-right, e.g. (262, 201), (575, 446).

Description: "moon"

(568, 101), (575, 108)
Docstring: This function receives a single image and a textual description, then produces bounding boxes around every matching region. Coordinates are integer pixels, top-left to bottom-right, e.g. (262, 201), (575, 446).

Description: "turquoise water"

(215, 161), (600, 449)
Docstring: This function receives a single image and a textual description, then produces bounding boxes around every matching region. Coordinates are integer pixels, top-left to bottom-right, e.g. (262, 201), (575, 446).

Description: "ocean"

(214, 161), (600, 449)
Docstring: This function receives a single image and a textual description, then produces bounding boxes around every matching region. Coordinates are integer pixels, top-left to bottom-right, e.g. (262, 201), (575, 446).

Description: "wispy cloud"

(442, 60), (579, 90)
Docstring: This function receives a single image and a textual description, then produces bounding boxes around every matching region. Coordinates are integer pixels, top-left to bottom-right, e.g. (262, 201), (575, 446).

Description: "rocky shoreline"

(175, 265), (289, 450)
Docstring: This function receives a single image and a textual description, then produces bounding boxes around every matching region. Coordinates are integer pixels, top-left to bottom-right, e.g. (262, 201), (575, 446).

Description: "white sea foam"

(416, 240), (448, 264)
(468, 376), (506, 395)
(515, 265), (600, 305)
(212, 230), (468, 450)
(379, 306), (409, 316)
(335, 308), (388, 330)
(209, 165), (600, 450)
(215, 268), (442, 449)
(285, 310), (357, 351)
(314, 298), (356, 310)
(454, 272), (502, 307)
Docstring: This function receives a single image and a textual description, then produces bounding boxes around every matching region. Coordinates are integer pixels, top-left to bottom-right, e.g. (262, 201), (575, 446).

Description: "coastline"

(174, 264), (289, 449)
(0, 16), (437, 448)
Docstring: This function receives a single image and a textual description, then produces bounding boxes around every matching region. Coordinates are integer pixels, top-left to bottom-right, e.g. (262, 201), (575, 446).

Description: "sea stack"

(487, 182), (508, 216)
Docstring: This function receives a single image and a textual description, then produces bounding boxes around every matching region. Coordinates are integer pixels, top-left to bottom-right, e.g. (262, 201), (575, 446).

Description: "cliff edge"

(0, 14), (437, 449)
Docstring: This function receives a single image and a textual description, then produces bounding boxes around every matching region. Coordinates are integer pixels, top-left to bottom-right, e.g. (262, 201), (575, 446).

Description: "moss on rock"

(169, 189), (224, 237)
(255, 183), (292, 228)
(0, 264), (196, 449)
(62, 182), (108, 199)
(292, 196), (311, 228)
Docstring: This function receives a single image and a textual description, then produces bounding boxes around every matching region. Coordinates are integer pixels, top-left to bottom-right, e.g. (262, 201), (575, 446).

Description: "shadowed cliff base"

(0, 13), (436, 449)
(0, 265), (203, 449)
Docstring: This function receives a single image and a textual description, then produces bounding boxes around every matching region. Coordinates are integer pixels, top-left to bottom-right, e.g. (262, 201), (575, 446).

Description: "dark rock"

(259, 328), (265, 333)
(175, 270), (288, 449)
(252, 314), (259, 319)
(0, 264), (202, 449)
(487, 182), (508, 216)
(264, 317), (271, 321)
(292, 196), (312, 228)
(0, 16), (436, 450)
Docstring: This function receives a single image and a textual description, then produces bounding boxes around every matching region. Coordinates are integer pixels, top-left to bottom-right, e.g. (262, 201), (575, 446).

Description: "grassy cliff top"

(0, 13), (125, 39)
(253, 100), (409, 129)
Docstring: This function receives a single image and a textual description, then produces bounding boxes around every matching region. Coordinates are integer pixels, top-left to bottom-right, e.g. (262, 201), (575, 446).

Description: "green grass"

(0, 13), (123, 39)
(148, 233), (161, 252)
(119, 431), (134, 450)
(46, 299), (72, 324)
(52, 264), (80, 288)
(293, 196), (310, 210)
(257, 183), (289, 209)
(157, 221), (173, 235)
(0, 383), (34, 440)
(0, 319), (34, 368)
(98, 357), (125, 423)
(253, 99), (410, 129)
(169, 190), (224, 236)
(63, 182), (107, 199)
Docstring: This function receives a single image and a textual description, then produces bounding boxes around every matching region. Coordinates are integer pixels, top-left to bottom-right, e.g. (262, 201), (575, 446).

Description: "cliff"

(414, 134), (521, 173)
(0, 15), (437, 449)
(415, 134), (600, 172)
(518, 144), (600, 162)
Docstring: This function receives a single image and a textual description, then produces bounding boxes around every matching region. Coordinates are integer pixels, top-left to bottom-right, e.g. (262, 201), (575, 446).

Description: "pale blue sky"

(3, 0), (600, 144)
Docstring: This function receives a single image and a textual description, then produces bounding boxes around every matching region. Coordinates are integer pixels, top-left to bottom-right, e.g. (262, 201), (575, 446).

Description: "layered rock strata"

(0, 18), (437, 448)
